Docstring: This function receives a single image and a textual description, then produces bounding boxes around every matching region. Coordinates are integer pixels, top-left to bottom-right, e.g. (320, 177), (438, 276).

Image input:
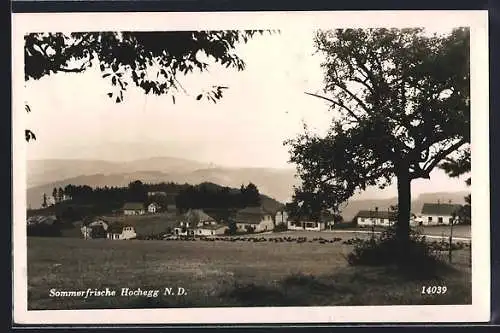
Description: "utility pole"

(449, 199), (454, 263)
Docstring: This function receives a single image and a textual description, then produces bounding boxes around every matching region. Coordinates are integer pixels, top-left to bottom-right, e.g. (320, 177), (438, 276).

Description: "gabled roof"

(421, 203), (462, 216)
(235, 206), (272, 224)
(123, 202), (145, 210)
(88, 219), (109, 227)
(236, 206), (272, 215)
(148, 202), (160, 207)
(185, 209), (216, 223)
(355, 210), (396, 219)
(107, 222), (133, 234)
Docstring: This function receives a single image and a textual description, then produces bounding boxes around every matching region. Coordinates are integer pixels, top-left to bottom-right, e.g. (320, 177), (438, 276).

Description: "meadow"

(27, 232), (471, 310)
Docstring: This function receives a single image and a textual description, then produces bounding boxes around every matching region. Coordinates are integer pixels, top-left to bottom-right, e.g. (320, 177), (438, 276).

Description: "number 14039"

(421, 286), (447, 295)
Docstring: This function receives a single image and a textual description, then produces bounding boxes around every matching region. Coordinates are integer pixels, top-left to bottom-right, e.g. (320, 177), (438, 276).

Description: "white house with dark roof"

(420, 203), (462, 225)
(195, 224), (227, 236)
(234, 206), (274, 233)
(185, 209), (218, 227)
(287, 211), (336, 231)
(106, 223), (137, 240)
(355, 210), (396, 227)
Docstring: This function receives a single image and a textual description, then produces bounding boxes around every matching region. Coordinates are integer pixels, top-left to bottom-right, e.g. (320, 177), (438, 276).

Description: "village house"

(355, 210), (396, 227)
(106, 223), (137, 240)
(234, 206), (274, 233)
(173, 209), (219, 237)
(185, 209), (218, 227)
(81, 219), (110, 239)
(287, 211), (336, 231)
(147, 202), (160, 214)
(420, 202), (462, 225)
(122, 202), (146, 216)
(195, 224), (227, 236)
(173, 220), (195, 237)
(288, 220), (326, 231)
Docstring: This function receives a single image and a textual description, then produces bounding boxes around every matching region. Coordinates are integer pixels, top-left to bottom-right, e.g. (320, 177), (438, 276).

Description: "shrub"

(225, 221), (237, 235)
(346, 226), (446, 279)
(331, 222), (356, 229)
(273, 222), (288, 232)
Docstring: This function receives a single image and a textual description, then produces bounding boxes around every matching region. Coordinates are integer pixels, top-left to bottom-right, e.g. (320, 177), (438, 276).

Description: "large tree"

(286, 28), (470, 244)
(24, 30), (269, 141)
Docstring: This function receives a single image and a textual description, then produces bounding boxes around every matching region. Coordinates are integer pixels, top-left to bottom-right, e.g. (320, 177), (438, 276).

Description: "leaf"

(25, 129), (36, 142)
(107, 93), (113, 98)
(25, 104), (31, 113)
(112, 76), (117, 86)
(196, 94), (202, 100)
(102, 73), (111, 78)
(172, 95), (176, 104)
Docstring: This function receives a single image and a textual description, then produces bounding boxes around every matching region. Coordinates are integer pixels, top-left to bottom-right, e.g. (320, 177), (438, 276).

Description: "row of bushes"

(346, 226), (469, 278)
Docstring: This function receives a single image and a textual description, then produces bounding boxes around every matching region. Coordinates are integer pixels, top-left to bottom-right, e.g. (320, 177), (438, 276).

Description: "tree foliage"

(24, 30), (270, 141)
(286, 28), (470, 241)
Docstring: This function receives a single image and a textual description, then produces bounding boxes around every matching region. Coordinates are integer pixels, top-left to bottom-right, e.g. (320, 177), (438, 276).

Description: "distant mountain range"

(26, 157), (299, 209)
(26, 157), (469, 220)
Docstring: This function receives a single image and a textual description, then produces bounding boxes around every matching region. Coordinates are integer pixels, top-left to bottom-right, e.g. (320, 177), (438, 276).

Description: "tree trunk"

(396, 167), (411, 247)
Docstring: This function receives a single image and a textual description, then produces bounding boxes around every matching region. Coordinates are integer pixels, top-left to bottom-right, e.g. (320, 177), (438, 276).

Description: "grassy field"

(102, 212), (180, 236)
(27, 235), (471, 310)
(59, 212), (181, 238)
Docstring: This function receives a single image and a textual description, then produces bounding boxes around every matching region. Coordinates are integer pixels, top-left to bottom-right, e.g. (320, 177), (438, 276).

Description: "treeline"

(176, 183), (261, 212)
(43, 181), (187, 207)
(39, 181), (262, 220)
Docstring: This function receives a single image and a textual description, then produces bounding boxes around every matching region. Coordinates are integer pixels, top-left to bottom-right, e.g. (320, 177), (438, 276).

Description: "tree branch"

(421, 139), (466, 175)
(352, 77), (375, 95)
(304, 92), (362, 122)
(57, 63), (88, 73)
(336, 83), (371, 114)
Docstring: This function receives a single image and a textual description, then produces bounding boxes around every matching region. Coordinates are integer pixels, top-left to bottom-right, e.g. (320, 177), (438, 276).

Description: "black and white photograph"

(12, 10), (489, 324)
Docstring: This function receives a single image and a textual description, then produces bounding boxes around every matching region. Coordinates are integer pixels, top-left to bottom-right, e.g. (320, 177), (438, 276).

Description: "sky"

(24, 27), (471, 196)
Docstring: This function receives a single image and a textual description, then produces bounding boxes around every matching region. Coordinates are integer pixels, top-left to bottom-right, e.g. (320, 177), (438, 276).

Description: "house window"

(438, 217), (443, 224)
(428, 217), (433, 222)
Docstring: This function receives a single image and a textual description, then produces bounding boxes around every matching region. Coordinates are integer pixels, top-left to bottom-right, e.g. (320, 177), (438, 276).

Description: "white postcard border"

(12, 10), (490, 324)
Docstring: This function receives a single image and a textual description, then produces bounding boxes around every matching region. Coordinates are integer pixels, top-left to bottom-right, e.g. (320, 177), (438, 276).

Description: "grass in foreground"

(27, 236), (471, 310)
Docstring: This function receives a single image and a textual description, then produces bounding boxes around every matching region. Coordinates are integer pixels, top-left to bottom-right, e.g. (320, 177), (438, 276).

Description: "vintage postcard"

(12, 10), (490, 325)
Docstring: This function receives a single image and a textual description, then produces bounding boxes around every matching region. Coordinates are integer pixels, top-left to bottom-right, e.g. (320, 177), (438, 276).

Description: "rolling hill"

(27, 158), (298, 209)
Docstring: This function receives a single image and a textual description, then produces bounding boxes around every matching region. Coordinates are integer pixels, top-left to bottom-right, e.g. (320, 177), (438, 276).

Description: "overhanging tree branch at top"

(23, 30), (273, 141)
(286, 27), (470, 244)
